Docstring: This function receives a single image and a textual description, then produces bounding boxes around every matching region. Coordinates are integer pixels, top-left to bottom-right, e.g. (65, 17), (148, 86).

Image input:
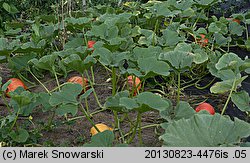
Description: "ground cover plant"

(0, 0), (249, 147)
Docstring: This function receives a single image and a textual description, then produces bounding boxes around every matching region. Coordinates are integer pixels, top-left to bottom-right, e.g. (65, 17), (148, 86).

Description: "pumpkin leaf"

(231, 91), (250, 112)
(160, 113), (250, 146)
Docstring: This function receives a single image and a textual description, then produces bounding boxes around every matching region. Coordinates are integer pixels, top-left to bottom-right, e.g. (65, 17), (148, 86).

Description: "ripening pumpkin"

(226, 18), (240, 24)
(90, 123), (113, 136)
(5, 78), (27, 97)
(195, 102), (215, 115)
(87, 40), (96, 49)
(127, 75), (141, 96)
(196, 34), (209, 47)
(67, 76), (89, 92)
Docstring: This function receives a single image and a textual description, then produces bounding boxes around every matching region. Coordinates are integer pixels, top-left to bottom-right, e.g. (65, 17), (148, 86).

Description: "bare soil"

(1, 60), (249, 146)
(0, 63), (164, 146)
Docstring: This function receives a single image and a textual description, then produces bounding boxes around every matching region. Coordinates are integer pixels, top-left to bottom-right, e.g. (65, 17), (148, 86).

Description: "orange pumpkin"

(195, 102), (215, 115)
(87, 40), (96, 49)
(127, 75), (141, 96)
(226, 18), (240, 24)
(90, 123), (113, 136)
(197, 34), (208, 47)
(5, 78), (27, 97)
(67, 76), (89, 92)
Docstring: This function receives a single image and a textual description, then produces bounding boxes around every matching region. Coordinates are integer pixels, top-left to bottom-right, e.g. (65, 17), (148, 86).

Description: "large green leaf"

(92, 47), (128, 67)
(83, 130), (115, 147)
(31, 54), (58, 72)
(65, 17), (92, 30)
(104, 91), (131, 112)
(119, 97), (139, 110)
(18, 39), (46, 53)
(37, 92), (53, 112)
(2, 2), (18, 14)
(135, 92), (170, 113)
(100, 13), (132, 26)
(63, 54), (96, 73)
(149, 2), (180, 17)
(195, 0), (216, 5)
(92, 47), (112, 66)
(229, 21), (243, 36)
(159, 101), (194, 121)
(231, 91), (250, 112)
(91, 23), (121, 44)
(64, 38), (84, 49)
(160, 113), (250, 146)
(9, 128), (29, 143)
(193, 49), (208, 64)
(210, 79), (233, 94)
(138, 29), (158, 46)
(133, 46), (162, 59)
(174, 101), (195, 120)
(217, 69), (240, 80)
(8, 53), (37, 72)
(9, 89), (31, 107)
(240, 59), (250, 73)
(161, 29), (183, 46)
(215, 53), (244, 72)
(0, 38), (17, 55)
(159, 50), (193, 70)
(9, 88), (39, 116)
(138, 57), (170, 77)
(168, 0), (194, 10)
(210, 76), (247, 94)
(55, 103), (78, 116)
(49, 83), (82, 106)
(214, 33), (230, 46)
(105, 91), (170, 113)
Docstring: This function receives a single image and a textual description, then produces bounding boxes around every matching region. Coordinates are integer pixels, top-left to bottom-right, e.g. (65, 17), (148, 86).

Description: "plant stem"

(90, 66), (95, 84)
(111, 67), (117, 96)
(66, 108), (107, 122)
(10, 107), (21, 130)
(194, 77), (216, 90)
(50, 82), (68, 92)
(85, 70), (103, 109)
(79, 103), (100, 132)
(81, 73), (89, 114)
(221, 78), (237, 115)
(28, 69), (51, 95)
(245, 24), (249, 40)
(138, 113), (143, 146)
(2, 95), (11, 114)
(117, 115), (125, 143)
(128, 112), (141, 144)
(120, 124), (159, 139)
(52, 66), (60, 91)
(111, 67), (119, 128)
(17, 73), (35, 86)
(152, 19), (159, 46)
(177, 71), (181, 104)
(47, 111), (55, 129)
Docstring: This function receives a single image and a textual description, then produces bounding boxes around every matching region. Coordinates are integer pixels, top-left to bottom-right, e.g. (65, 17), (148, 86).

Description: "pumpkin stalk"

(111, 67), (119, 129)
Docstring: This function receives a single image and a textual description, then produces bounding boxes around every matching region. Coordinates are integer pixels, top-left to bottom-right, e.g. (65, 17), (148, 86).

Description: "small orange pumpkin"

(226, 18), (240, 24)
(195, 102), (215, 115)
(67, 76), (89, 92)
(87, 40), (96, 49)
(197, 34), (208, 47)
(90, 123), (113, 136)
(5, 78), (27, 97)
(127, 75), (141, 96)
